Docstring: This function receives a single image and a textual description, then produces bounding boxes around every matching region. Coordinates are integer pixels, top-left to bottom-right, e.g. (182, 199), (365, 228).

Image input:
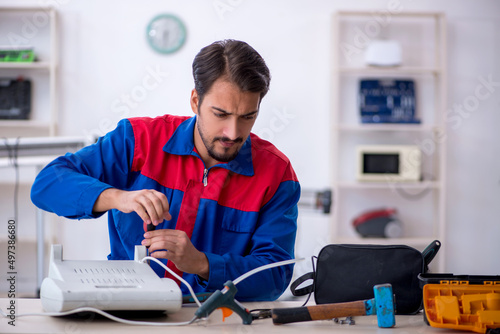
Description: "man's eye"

(215, 113), (226, 118)
(244, 115), (255, 120)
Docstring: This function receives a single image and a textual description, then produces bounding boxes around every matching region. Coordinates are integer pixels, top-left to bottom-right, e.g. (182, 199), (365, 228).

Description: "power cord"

(0, 256), (303, 326)
(0, 306), (198, 327)
(2, 137), (20, 222)
(142, 256), (202, 307)
(233, 258), (302, 285)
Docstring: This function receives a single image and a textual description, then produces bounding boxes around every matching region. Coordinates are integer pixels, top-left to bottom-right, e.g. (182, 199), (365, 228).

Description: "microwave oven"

(356, 145), (422, 182)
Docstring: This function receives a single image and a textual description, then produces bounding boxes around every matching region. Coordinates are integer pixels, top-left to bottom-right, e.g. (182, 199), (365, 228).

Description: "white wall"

(1, 0), (499, 295)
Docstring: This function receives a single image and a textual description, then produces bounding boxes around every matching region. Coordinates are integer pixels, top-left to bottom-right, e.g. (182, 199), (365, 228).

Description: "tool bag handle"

(290, 271), (315, 297)
(290, 255), (317, 307)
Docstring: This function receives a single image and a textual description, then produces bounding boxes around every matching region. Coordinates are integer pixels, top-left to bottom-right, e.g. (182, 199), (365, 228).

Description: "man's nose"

(223, 118), (241, 140)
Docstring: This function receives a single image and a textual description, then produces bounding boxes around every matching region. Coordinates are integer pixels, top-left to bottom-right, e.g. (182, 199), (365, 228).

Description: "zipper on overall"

(203, 168), (208, 187)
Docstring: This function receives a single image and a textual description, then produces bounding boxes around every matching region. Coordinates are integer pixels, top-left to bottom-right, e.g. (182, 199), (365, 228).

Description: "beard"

(196, 117), (243, 163)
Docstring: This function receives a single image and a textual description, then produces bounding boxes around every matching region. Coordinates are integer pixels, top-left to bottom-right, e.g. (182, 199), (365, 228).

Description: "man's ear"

(190, 89), (200, 115)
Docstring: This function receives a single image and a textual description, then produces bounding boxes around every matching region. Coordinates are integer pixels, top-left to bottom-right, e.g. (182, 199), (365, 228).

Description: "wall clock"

(146, 14), (187, 54)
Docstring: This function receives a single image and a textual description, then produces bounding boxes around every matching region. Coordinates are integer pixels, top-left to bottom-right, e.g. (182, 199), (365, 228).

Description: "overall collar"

(163, 116), (254, 176)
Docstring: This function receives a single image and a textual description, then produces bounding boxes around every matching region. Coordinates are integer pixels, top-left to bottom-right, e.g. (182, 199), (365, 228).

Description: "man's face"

(191, 78), (261, 168)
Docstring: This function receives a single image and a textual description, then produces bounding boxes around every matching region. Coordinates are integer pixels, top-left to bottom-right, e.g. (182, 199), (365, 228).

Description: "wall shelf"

(338, 66), (442, 75)
(336, 124), (438, 132)
(330, 11), (447, 271)
(337, 181), (441, 190)
(0, 6), (59, 297)
(0, 62), (52, 70)
(0, 6), (58, 137)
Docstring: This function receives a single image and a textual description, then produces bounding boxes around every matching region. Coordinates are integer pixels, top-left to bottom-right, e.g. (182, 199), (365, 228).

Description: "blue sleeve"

(30, 119), (135, 219)
(198, 178), (300, 301)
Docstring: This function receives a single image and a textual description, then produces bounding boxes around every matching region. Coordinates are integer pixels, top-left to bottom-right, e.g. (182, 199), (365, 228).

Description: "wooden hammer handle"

(272, 300), (367, 325)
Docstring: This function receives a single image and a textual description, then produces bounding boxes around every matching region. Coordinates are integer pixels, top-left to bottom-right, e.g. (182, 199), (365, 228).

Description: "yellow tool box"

(419, 274), (500, 334)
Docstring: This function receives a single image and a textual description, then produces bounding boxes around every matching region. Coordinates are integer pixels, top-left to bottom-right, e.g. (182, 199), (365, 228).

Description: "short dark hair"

(192, 39), (271, 105)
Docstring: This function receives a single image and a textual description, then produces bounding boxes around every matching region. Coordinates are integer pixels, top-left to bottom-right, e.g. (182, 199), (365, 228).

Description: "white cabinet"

(330, 11), (447, 271)
(0, 6), (58, 137)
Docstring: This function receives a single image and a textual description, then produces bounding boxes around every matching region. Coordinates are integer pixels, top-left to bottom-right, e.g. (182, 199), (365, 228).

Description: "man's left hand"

(142, 229), (209, 280)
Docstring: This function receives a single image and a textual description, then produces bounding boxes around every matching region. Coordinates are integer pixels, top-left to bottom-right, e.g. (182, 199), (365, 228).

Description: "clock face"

(146, 14), (187, 54)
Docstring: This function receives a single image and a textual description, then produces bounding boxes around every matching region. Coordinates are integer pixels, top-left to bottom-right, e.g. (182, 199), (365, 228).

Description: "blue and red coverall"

(31, 114), (300, 301)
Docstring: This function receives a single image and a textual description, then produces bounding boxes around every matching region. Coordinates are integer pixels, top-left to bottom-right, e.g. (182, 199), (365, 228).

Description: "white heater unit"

(40, 244), (182, 313)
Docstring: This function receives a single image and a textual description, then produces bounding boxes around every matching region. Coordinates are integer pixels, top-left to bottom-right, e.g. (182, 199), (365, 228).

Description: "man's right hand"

(93, 188), (171, 226)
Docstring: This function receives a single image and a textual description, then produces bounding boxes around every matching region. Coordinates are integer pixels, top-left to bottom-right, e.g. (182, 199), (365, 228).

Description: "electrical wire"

(2, 137), (20, 223)
(0, 307), (198, 326)
(141, 256), (202, 307)
(233, 258), (304, 286)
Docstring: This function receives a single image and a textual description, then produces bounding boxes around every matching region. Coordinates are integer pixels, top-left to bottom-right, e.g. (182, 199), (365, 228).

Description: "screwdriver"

(145, 222), (156, 263)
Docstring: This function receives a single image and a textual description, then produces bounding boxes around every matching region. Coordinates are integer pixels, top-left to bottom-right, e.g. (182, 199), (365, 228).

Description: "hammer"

(272, 283), (395, 328)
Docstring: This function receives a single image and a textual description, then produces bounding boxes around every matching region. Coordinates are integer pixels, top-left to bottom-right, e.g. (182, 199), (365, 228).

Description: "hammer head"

(373, 284), (396, 328)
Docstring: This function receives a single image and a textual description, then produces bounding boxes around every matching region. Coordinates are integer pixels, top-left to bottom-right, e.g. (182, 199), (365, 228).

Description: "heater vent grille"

(71, 266), (146, 285)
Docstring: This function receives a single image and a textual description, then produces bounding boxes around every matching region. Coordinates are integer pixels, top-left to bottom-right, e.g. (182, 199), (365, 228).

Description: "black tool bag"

(290, 241), (440, 315)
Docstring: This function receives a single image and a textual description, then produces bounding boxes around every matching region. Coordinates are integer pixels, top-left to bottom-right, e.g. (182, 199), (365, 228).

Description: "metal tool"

(271, 283), (396, 328)
(145, 223), (156, 263)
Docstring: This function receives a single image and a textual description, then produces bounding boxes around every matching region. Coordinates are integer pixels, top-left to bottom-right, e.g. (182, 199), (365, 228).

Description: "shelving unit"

(0, 6), (58, 137)
(0, 6), (58, 297)
(330, 11), (447, 271)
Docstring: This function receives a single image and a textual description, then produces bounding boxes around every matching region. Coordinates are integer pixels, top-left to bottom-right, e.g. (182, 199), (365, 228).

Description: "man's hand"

(142, 229), (210, 280)
(93, 188), (171, 226)
(94, 189), (210, 278)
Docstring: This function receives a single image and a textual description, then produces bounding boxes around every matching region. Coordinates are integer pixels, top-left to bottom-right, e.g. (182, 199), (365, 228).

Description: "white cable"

(0, 306), (197, 326)
(233, 258), (304, 286)
(140, 256), (202, 307)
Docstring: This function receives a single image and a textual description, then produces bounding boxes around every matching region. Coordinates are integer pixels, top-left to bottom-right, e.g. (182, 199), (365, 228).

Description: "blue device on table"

(359, 79), (419, 124)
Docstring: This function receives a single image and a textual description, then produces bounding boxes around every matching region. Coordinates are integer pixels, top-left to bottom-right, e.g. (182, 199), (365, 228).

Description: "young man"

(31, 40), (300, 301)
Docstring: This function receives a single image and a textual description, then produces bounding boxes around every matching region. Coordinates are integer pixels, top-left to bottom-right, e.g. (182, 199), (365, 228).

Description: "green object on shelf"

(0, 49), (35, 62)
